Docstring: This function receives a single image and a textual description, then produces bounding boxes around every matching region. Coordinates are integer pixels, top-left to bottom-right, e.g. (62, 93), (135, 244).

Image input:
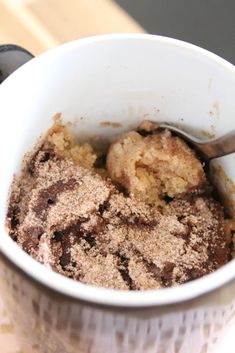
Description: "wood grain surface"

(0, 0), (144, 55)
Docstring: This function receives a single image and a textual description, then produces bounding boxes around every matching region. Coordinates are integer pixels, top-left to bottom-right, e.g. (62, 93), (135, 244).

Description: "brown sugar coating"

(107, 128), (207, 206)
(6, 119), (230, 290)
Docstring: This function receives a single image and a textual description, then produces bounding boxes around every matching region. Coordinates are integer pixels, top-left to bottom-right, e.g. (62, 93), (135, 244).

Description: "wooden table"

(0, 0), (144, 55)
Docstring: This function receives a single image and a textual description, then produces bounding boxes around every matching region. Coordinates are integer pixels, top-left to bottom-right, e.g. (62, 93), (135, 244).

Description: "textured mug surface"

(0, 34), (235, 353)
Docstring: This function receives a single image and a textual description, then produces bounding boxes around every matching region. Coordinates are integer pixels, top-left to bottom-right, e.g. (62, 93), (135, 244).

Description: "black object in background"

(0, 45), (33, 83)
(116, 0), (235, 64)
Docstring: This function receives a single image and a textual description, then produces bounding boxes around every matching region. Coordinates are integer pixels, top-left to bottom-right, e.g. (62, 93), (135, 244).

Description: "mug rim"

(1, 33), (235, 308)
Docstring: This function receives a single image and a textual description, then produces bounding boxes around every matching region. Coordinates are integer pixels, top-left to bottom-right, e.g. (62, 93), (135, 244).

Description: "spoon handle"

(198, 130), (235, 159)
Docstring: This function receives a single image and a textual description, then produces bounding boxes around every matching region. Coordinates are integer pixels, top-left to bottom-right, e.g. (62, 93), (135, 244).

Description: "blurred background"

(117, 0), (235, 64)
(0, 0), (234, 63)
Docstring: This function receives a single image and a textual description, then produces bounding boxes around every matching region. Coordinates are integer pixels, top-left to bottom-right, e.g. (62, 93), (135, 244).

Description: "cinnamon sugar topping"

(6, 119), (230, 290)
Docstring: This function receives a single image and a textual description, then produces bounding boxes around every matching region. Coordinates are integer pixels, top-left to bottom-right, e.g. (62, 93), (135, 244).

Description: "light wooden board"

(0, 0), (144, 55)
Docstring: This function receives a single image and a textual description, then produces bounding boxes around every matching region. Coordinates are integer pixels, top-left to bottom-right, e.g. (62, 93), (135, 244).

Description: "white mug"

(0, 34), (235, 353)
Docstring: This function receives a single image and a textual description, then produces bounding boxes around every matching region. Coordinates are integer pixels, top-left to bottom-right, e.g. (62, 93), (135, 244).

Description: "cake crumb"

(107, 125), (207, 205)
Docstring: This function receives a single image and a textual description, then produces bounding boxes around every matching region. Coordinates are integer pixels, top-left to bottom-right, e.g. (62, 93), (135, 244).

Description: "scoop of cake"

(107, 126), (207, 206)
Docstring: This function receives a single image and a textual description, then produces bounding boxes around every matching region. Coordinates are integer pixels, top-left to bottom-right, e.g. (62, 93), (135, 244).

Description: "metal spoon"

(158, 124), (235, 160)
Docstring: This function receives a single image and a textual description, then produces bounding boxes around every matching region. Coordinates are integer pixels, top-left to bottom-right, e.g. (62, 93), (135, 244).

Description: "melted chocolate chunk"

(147, 262), (161, 281)
(161, 262), (175, 287)
(116, 253), (136, 290)
(98, 200), (110, 215)
(84, 233), (96, 248)
(22, 226), (44, 252)
(60, 238), (72, 269)
(8, 205), (20, 231)
(28, 142), (57, 175)
(33, 178), (77, 218)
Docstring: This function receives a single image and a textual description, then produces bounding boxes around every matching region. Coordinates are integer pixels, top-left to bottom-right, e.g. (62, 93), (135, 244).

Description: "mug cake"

(6, 115), (233, 290)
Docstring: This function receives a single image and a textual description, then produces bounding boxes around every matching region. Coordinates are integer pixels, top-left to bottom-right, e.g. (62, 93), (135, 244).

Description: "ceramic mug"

(0, 34), (235, 353)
